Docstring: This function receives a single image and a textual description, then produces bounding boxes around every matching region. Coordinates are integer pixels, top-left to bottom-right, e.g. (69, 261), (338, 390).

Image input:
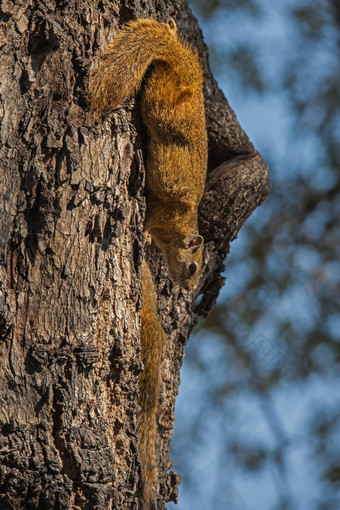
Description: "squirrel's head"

(165, 234), (204, 291)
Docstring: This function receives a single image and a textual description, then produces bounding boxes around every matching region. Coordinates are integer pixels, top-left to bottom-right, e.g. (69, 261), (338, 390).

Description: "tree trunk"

(0, 1), (269, 509)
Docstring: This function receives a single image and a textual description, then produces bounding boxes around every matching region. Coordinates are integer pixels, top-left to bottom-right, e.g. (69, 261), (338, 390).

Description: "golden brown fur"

(138, 260), (165, 505)
(89, 18), (207, 506)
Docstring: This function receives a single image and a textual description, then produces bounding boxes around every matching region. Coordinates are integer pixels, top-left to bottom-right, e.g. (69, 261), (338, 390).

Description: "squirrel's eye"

(188, 263), (197, 275)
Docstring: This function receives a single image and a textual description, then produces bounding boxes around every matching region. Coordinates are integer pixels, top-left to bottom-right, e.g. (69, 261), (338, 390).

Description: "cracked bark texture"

(0, 1), (270, 509)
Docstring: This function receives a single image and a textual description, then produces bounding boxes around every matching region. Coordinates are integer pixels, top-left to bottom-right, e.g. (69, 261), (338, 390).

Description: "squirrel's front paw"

(144, 232), (152, 245)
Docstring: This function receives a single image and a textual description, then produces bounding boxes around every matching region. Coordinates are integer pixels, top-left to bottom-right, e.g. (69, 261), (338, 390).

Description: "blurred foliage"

(171, 0), (340, 509)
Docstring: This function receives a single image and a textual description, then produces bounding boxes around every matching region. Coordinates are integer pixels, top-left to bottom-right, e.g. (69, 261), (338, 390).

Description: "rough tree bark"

(0, 1), (269, 509)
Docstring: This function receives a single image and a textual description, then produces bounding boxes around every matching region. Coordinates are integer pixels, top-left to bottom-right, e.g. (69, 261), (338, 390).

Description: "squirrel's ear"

(168, 19), (177, 31)
(183, 234), (204, 250)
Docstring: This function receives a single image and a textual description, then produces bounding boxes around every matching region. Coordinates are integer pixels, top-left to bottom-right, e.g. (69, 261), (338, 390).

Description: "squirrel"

(89, 18), (207, 506)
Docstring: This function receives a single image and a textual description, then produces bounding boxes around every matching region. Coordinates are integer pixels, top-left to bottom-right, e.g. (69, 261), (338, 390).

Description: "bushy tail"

(89, 18), (202, 114)
(137, 260), (165, 506)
